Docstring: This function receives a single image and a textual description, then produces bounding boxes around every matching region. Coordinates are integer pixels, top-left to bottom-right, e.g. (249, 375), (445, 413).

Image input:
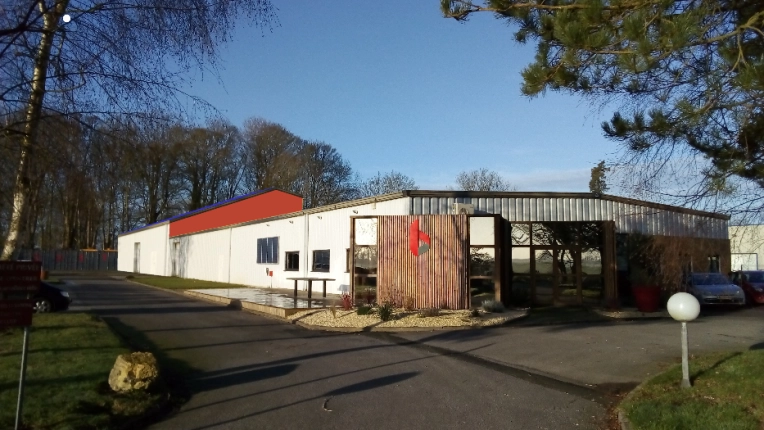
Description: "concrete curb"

(593, 308), (671, 319)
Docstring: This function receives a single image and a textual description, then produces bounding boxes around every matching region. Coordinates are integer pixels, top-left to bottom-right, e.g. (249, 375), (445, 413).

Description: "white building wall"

(173, 228), (231, 283)
(411, 196), (727, 239)
(729, 225), (764, 270)
(117, 223), (169, 275)
(228, 216), (306, 289)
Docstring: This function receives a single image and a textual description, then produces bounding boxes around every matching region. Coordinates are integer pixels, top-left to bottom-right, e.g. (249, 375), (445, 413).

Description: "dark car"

(4, 282), (71, 312)
(730, 271), (764, 305)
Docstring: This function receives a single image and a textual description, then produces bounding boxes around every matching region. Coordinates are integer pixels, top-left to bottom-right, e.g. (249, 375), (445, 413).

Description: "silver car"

(687, 272), (746, 305)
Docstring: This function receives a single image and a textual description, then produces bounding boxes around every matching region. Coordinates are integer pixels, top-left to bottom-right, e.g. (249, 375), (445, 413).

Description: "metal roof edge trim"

(118, 220), (169, 237)
(403, 190), (729, 220)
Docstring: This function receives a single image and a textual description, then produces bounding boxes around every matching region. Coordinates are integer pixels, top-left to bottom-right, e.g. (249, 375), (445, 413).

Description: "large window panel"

(257, 237), (279, 264)
(511, 224), (531, 246)
(469, 217), (495, 246)
(512, 247), (531, 274)
(470, 248), (495, 277)
(355, 218), (378, 246)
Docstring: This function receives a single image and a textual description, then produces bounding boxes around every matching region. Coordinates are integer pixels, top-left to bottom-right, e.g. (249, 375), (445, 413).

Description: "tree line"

(0, 113), (437, 251)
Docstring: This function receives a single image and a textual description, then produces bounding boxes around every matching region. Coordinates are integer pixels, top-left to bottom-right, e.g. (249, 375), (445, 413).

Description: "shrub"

(356, 306), (373, 315)
(418, 307), (440, 318)
(402, 296), (416, 311)
(377, 300), (395, 322)
(481, 299), (505, 313)
(340, 293), (353, 311)
(470, 308), (480, 317)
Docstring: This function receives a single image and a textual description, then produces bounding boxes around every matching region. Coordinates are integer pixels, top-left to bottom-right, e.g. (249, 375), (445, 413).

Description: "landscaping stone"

(288, 308), (527, 329)
(108, 352), (159, 393)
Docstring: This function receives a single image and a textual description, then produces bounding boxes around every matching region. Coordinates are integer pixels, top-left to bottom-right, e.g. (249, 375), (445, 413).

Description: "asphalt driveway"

(61, 277), (605, 430)
(394, 306), (764, 389)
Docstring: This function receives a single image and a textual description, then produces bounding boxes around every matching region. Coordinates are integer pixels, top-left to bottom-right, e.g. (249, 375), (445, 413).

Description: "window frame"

(285, 251), (299, 271)
(312, 249), (330, 272)
(256, 237), (279, 264)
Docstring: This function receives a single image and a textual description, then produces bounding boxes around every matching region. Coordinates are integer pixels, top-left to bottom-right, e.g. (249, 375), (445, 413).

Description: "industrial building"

(118, 189), (730, 309)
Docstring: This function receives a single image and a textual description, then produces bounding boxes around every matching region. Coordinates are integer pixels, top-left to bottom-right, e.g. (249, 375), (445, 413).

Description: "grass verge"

(127, 274), (253, 290)
(0, 313), (165, 430)
(620, 349), (763, 430)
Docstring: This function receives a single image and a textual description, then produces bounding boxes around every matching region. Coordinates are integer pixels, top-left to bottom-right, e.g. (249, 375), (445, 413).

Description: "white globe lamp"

(667, 292), (700, 322)
(62, 14), (71, 23)
(667, 292), (701, 388)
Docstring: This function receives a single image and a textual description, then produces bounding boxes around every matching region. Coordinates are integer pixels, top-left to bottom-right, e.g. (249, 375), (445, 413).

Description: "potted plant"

(630, 265), (661, 312)
(627, 233), (662, 312)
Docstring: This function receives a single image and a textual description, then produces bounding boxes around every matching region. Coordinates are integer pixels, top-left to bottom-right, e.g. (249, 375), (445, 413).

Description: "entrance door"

(532, 247), (581, 306)
(133, 243), (141, 273)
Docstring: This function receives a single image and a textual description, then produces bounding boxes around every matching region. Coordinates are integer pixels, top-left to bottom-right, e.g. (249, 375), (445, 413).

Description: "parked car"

(730, 271), (764, 305)
(685, 272), (746, 305)
(7, 282), (72, 313)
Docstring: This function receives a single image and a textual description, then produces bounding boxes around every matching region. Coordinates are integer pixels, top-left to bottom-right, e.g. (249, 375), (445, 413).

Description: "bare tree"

(298, 141), (358, 208)
(1, 0), (276, 259)
(178, 120), (243, 211)
(241, 118), (303, 192)
(454, 168), (516, 191)
(358, 171), (418, 197)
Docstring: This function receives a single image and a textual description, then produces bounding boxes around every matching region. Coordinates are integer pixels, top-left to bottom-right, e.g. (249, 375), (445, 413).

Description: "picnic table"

(286, 277), (336, 300)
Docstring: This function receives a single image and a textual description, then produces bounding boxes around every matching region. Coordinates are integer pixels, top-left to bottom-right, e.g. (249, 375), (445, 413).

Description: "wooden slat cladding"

(377, 215), (469, 309)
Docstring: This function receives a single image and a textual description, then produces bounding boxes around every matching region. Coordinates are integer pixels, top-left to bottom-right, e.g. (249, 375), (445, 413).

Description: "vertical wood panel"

(378, 215), (469, 309)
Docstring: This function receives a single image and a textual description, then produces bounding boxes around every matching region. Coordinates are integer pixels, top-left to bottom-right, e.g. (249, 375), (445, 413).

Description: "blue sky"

(182, 1), (620, 191)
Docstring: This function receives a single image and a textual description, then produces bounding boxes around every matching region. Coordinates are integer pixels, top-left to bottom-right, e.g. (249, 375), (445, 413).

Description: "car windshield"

(692, 273), (730, 285)
(746, 272), (764, 282)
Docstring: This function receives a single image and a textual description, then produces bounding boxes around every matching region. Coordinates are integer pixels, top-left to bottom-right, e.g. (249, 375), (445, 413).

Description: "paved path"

(395, 307), (764, 390)
(62, 277), (604, 430)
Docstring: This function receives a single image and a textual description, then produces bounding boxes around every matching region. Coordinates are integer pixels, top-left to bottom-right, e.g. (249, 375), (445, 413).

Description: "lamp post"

(666, 292), (701, 388)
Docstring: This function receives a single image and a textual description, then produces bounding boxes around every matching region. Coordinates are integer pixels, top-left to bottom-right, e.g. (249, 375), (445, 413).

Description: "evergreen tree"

(441, 0), (764, 191)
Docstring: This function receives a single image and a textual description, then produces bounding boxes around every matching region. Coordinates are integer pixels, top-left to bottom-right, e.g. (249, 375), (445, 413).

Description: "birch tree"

(0, 0), (275, 259)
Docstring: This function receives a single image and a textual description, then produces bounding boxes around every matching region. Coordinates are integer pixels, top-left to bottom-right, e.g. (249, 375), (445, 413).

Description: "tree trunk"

(1, 0), (68, 260)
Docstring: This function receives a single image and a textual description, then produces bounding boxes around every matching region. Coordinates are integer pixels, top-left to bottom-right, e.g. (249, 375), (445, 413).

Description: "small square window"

(312, 250), (330, 272)
(285, 252), (299, 271)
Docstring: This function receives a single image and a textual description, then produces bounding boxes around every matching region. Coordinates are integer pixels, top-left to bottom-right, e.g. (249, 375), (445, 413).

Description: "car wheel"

(34, 298), (53, 313)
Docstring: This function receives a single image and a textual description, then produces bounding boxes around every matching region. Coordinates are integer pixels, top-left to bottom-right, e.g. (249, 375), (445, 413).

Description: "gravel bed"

(287, 307), (527, 329)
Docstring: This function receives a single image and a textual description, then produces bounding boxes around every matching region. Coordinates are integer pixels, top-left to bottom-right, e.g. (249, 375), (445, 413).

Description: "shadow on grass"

(691, 351), (742, 383)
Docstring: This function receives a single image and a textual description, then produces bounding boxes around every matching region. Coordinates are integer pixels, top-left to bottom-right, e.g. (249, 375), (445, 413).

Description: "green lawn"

(620, 349), (764, 430)
(0, 313), (163, 430)
(127, 275), (254, 290)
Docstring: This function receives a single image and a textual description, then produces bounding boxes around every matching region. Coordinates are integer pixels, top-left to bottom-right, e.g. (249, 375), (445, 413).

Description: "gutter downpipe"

(303, 212), (309, 291)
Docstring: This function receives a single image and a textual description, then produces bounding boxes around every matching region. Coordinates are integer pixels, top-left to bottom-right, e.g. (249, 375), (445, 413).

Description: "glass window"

(511, 247), (531, 274)
(581, 249), (602, 275)
(708, 255), (720, 273)
(312, 250), (330, 272)
(354, 246), (378, 275)
(470, 248), (495, 277)
(469, 217), (495, 246)
(511, 224), (531, 246)
(533, 223), (579, 246)
(285, 251), (299, 271)
(256, 237), (279, 264)
(534, 249), (554, 274)
(355, 218), (377, 245)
